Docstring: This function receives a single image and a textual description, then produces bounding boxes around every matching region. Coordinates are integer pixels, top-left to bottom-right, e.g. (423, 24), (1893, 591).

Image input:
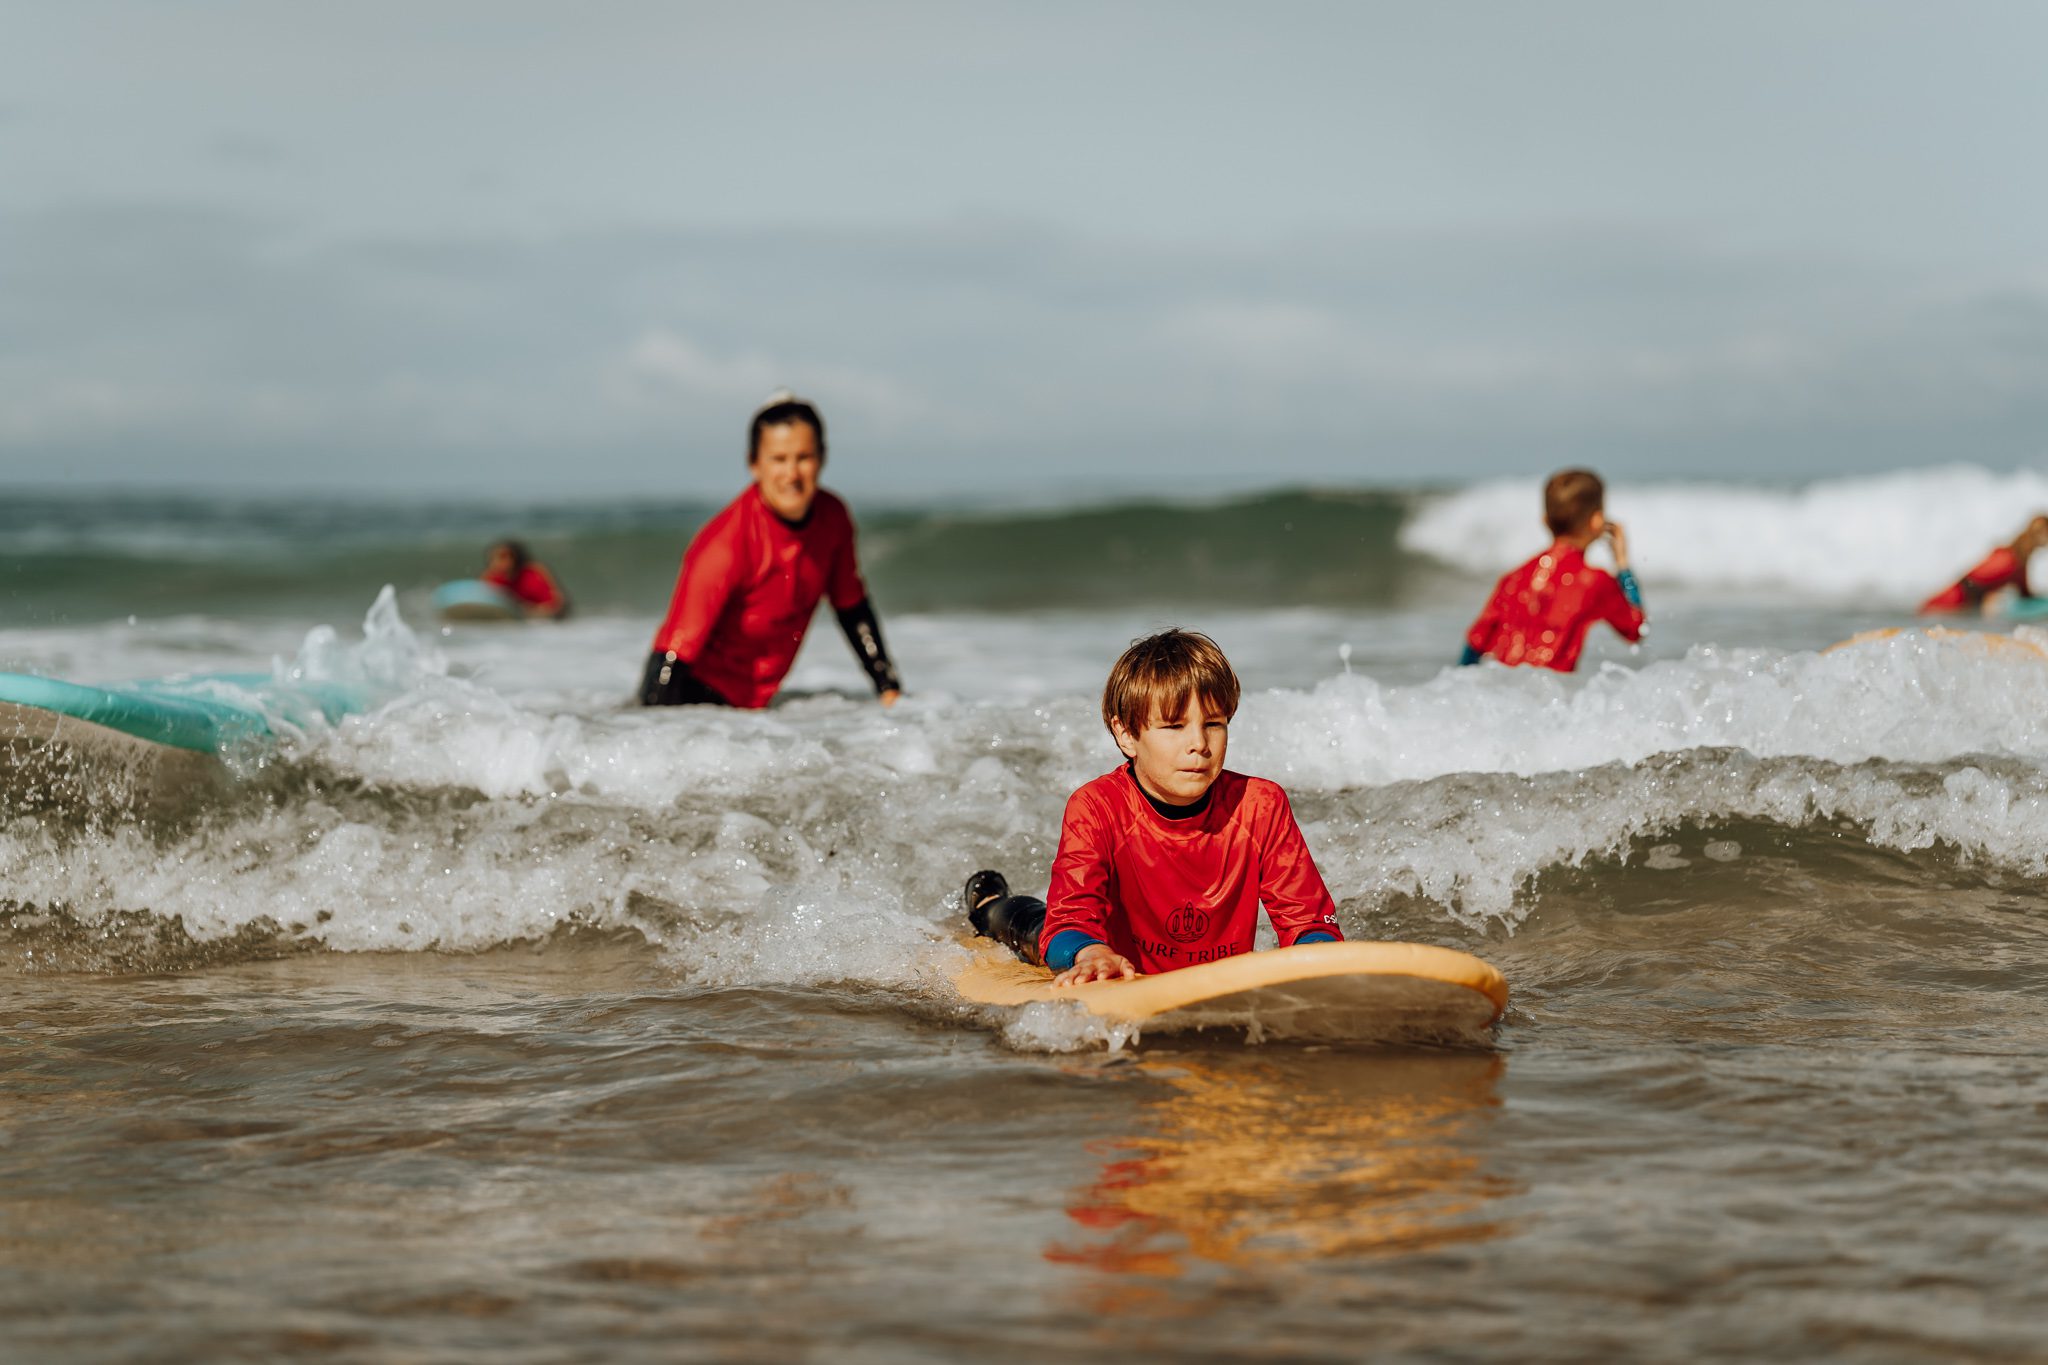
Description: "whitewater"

(1402, 463), (2048, 598)
(8, 556), (2048, 979)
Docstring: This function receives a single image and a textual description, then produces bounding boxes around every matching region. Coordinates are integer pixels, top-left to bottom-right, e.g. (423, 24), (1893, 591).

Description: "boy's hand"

(1604, 519), (1631, 571)
(1053, 944), (1138, 988)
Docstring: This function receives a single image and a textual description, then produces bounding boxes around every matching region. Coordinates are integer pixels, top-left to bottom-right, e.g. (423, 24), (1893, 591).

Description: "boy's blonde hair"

(1544, 468), (1605, 537)
(1102, 629), (1241, 737)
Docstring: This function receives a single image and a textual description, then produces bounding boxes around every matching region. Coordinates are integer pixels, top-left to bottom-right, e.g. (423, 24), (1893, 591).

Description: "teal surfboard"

(2001, 595), (2048, 621)
(433, 579), (524, 622)
(0, 672), (365, 754)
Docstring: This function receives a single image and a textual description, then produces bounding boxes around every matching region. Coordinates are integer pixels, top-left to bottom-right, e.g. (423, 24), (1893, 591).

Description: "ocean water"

(5, 468), (2048, 1362)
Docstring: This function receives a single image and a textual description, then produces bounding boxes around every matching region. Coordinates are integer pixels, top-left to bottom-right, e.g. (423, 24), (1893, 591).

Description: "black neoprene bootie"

(964, 870), (1010, 935)
(964, 871), (1048, 967)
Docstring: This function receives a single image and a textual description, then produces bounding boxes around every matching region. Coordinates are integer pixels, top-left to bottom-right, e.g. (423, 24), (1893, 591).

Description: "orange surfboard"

(952, 940), (1508, 1044)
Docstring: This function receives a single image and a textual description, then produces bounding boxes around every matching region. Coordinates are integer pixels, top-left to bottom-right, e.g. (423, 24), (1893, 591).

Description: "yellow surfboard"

(952, 940), (1508, 1044)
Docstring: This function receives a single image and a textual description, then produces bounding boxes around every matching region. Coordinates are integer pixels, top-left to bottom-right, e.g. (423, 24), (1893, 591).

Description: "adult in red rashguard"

(640, 393), (901, 709)
(1919, 516), (2048, 614)
(962, 629), (1341, 983)
(1462, 468), (1645, 673)
(482, 540), (569, 618)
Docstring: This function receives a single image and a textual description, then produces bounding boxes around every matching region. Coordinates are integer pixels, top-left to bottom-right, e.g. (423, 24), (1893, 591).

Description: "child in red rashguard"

(482, 540), (569, 618)
(1919, 516), (2048, 614)
(963, 629), (1343, 986)
(1461, 468), (1645, 673)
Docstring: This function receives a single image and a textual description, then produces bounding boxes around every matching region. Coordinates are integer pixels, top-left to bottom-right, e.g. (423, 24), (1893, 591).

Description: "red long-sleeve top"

(1920, 546), (2027, 614)
(651, 488), (869, 709)
(1465, 541), (1644, 672)
(482, 564), (566, 613)
(1037, 766), (1344, 976)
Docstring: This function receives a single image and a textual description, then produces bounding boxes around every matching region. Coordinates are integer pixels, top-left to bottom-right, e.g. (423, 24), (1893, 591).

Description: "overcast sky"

(4, 1), (2046, 499)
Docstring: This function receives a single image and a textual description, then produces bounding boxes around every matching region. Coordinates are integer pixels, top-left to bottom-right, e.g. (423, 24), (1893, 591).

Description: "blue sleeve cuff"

(1044, 929), (1104, 972)
(1295, 930), (1337, 945)
(1617, 569), (1643, 609)
(1458, 644), (1483, 666)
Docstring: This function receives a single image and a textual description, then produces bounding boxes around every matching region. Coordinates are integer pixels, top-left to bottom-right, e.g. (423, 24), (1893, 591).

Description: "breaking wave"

(1401, 464), (2048, 601)
(6, 597), (2047, 1004)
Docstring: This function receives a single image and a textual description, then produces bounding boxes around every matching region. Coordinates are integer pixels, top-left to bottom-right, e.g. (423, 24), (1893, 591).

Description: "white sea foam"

(12, 591), (2048, 1034)
(1234, 626), (2048, 788)
(11, 741), (2043, 959)
(290, 621), (2048, 809)
(8, 626), (2039, 945)
(1307, 751), (2048, 925)
(1400, 464), (2048, 600)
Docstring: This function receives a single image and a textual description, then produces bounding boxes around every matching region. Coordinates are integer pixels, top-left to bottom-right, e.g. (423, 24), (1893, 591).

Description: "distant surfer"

(964, 629), (1342, 985)
(1460, 468), (1645, 671)
(1918, 516), (2048, 614)
(640, 392), (902, 708)
(482, 540), (569, 618)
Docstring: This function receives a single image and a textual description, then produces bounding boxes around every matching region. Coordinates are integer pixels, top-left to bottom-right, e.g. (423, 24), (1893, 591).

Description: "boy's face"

(1112, 694), (1229, 806)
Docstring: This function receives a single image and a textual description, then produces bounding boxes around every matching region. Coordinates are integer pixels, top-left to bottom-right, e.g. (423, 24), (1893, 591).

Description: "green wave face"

(0, 489), (1445, 627)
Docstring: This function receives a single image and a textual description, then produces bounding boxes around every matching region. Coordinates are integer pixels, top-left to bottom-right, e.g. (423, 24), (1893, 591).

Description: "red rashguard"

(1920, 546), (2026, 614)
(1037, 766), (1344, 975)
(483, 564), (566, 613)
(1465, 541), (1644, 672)
(650, 488), (869, 709)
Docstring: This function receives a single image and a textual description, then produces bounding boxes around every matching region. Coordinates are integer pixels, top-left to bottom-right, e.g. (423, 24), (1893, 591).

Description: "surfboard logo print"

(1166, 903), (1210, 944)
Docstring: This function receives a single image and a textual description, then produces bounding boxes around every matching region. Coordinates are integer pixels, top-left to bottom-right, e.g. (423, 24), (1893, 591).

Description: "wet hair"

(1544, 469), (1606, 537)
(1102, 629), (1241, 738)
(748, 394), (827, 464)
(493, 539), (531, 574)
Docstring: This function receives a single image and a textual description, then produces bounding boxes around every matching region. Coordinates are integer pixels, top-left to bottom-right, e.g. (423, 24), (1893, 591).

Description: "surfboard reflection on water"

(1045, 1050), (1515, 1287)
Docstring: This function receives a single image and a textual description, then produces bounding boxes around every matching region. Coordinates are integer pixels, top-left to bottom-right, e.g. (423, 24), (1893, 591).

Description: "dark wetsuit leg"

(970, 894), (1048, 968)
(638, 650), (732, 707)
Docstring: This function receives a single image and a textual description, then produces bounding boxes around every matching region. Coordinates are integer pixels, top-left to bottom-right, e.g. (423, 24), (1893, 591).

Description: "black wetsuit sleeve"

(638, 650), (732, 707)
(834, 597), (901, 696)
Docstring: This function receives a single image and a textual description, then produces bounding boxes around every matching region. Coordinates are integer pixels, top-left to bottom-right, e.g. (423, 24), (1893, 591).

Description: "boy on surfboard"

(964, 629), (1343, 987)
(1460, 468), (1645, 672)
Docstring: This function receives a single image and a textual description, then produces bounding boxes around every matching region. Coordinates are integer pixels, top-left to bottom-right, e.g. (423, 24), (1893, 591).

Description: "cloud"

(619, 328), (786, 403)
(615, 327), (932, 431)
(2, 203), (2045, 496)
